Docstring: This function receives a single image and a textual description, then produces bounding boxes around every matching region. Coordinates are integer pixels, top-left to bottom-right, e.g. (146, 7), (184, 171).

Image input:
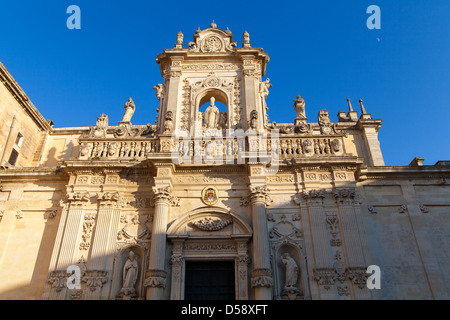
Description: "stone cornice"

(357, 164), (450, 181)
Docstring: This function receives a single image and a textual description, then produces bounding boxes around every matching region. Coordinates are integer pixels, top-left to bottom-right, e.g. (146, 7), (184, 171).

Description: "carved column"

(333, 189), (371, 299)
(169, 238), (185, 300)
(248, 185), (273, 300)
(145, 186), (178, 300)
(43, 191), (90, 300)
(302, 189), (335, 299)
(83, 192), (122, 299)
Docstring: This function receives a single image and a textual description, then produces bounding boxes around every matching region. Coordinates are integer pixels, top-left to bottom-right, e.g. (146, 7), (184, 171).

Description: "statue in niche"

(250, 110), (258, 129)
(204, 97), (220, 129)
(121, 98), (135, 123)
(280, 252), (302, 299)
(281, 253), (298, 289)
(118, 251), (139, 299)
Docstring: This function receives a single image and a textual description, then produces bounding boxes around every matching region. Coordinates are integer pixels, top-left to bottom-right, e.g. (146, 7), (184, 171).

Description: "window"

(14, 132), (24, 148)
(8, 148), (19, 166)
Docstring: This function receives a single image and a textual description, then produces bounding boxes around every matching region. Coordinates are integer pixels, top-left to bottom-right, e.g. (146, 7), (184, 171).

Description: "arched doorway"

(167, 207), (252, 300)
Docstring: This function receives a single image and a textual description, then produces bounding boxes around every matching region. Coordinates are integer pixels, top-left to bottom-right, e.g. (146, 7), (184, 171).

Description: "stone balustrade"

(77, 134), (346, 161)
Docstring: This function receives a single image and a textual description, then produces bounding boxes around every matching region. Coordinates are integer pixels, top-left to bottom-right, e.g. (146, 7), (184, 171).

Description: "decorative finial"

(347, 98), (354, 112)
(175, 31), (183, 48)
(359, 99), (367, 114)
(243, 30), (251, 48)
(210, 20), (217, 28)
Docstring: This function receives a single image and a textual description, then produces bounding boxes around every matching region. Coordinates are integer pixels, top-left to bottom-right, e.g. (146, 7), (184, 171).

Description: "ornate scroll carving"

(190, 217), (232, 231)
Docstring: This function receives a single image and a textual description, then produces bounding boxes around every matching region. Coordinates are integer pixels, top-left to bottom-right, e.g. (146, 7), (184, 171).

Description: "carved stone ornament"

(190, 216), (232, 231)
(333, 188), (360, 206)
(152, 186), (180, 207)
(188, 22), (237, 54)
(347, 267), (369, 289)
(66, 192), (90, 207)
(250, 268), (273, 288)
(144, 269), (167, 288)
(248, 185), (273, 207)
(47, 270), (70, 292)
(201, 185), (219, 206)
(301, 189), (325, 206)
(96, 191), (123, 208)
(313, 268), (336, 290)
(82, 270), (108, 292)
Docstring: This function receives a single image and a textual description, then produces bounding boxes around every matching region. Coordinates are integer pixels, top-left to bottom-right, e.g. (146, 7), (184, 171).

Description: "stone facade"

(0, 22), (449, 300)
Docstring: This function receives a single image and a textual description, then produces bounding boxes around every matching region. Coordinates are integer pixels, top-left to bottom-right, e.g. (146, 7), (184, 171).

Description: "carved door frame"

(167, 207), (252, 300)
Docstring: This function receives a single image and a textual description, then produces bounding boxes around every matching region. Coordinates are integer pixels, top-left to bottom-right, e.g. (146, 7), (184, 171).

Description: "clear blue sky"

(1, 0), (449, 166)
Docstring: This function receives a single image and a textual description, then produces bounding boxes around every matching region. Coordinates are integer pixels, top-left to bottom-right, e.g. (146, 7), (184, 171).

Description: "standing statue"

(153, 84), (164, 101)
(259, 78), (271, 102)
(259, 78), (272, 127)
(281, 253), (298, 289)
(121, 98), (135, 123)
(204, 97), (220, 129)
(293, 95), (307, 124)
(119, 251), (139, 299)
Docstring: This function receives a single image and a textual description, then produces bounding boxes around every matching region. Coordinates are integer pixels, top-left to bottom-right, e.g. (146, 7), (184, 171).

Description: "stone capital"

(250, 268), (273, 288)
(144, 269), (167, 288)
(152, 186), (180, 207)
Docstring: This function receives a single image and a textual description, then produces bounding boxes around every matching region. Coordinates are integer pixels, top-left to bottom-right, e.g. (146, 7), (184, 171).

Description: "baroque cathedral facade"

(0, 22), (449, 300)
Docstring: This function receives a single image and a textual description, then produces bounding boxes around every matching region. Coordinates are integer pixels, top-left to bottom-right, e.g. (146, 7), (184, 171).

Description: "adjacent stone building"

(0, 22), (449, 300)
